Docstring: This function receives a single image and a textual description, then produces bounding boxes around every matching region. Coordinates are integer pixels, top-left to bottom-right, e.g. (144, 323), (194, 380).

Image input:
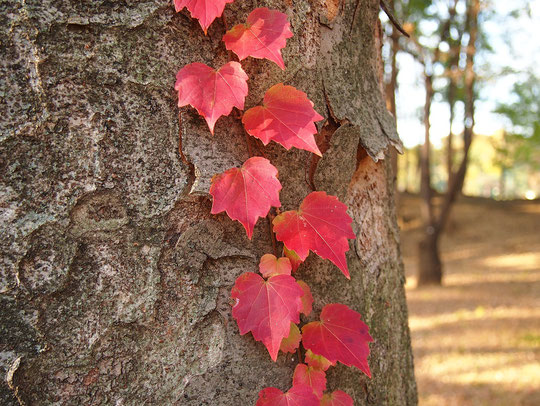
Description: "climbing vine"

(173, 1), (373, 404)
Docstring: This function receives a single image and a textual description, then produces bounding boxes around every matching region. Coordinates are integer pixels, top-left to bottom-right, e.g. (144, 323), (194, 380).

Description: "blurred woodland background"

(381, 0), (539, 404)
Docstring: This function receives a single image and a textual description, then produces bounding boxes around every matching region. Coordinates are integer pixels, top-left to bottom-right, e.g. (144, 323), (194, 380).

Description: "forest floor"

(399, 194), (540, 406)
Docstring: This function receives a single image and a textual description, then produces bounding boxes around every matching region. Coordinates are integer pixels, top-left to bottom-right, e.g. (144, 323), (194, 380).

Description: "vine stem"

(267, 211), (278, 257)
(244, 130), (254, 157)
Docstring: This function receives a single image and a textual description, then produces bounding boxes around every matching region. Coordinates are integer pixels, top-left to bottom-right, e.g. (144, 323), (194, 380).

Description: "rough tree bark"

(1, 0), (417, 404)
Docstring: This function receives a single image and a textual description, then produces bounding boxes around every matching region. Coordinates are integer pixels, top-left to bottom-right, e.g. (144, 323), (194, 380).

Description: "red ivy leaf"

(296, 280), (313, 316)
(243, 84), (324, 156)
(302, 304), (373, 377)
(259, 254), (292, 278)
(279, 322), (301, 354)
(223, 8), (292, 70)
(231, 272), (303, 361)
(175, 61), (248, 134)
(320, 390), (354, 406)
(210, 157), (281, 239)
(272, 191), (355, 278)
(256, 385), (320, 406)
(174, 0), (234, 34)
(283, 246), (304, 271)
(292, 364), (326, 399)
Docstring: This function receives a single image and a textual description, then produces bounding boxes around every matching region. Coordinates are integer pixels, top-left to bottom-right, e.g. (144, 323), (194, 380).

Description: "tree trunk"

(1, 1), (416, 404)
(417, 232), (442, 286)
(417, 72), (442, 286)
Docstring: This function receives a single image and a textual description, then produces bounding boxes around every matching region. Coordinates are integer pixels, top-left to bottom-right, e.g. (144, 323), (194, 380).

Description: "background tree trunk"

(1, 1), (417, 404)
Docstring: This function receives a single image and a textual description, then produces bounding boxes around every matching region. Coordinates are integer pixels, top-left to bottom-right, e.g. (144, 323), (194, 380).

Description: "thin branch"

(380, 0), (410, 38)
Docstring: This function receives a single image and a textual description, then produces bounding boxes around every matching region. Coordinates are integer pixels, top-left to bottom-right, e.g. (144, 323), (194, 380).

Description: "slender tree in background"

(397, 0), (481, 285)
(0, 0), (416, 404)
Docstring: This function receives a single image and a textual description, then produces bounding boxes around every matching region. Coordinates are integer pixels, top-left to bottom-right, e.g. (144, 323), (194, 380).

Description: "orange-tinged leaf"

(283, 246), (303, 271)
(175, 61), (248, 134)
(210, 157), (281, 239)
(174, 0), (234, 34)
(279, 322), (301, 354)
(223, 7), (293, 70)
(272, 192), (355, 278)
(302, 304), (373, 377)
(296, 280), (313, 316)
(304, 349), (335, 371)
(243, 84), (324, 155)
(231, 272), (303, 361)
(320, 390), (354, 406)
(256, 385), (319, 406)
(259, 254), (292, 278)
(292, 364), (326, 399)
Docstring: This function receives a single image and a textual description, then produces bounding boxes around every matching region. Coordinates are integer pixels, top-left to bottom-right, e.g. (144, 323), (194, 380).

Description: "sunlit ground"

(399, 194), (540, 406)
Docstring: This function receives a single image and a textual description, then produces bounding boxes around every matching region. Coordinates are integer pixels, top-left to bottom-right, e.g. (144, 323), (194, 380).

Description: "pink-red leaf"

(259, 254), (292, 278)
(256, 385), (319, 406)
(272, 191), (355, 278)
(174, 0), (234, 34)
(175, 61), (248, 134)
(223, 8), (292, 70)
(320, 390), (354, 406)
(304, 349), (335, 371)
(283, 246), (304, 271)
(292, 364), (326, 399)
(302, 304), (373, 377)
(243, 84), (324, 156)
(231, 272), (303, 361)
(279, 322), (301, 354)
(210, 157), (281, 239)
(296, 280), (313, 316)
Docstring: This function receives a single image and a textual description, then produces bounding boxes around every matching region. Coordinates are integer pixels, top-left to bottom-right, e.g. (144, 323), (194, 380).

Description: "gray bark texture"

(1, 0), (417, 404)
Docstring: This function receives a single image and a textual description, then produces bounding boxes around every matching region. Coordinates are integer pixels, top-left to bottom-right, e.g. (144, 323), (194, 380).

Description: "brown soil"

(399, 194), (540, 406)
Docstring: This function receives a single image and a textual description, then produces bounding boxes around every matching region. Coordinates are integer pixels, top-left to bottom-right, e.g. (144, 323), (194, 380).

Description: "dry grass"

(399, 194), (540, 406)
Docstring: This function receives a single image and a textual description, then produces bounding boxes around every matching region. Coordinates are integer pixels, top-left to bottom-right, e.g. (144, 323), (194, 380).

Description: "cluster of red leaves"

(255, 351), (355, 405)
(174, 2), (373, 404)
(232, 257), (371, 404)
